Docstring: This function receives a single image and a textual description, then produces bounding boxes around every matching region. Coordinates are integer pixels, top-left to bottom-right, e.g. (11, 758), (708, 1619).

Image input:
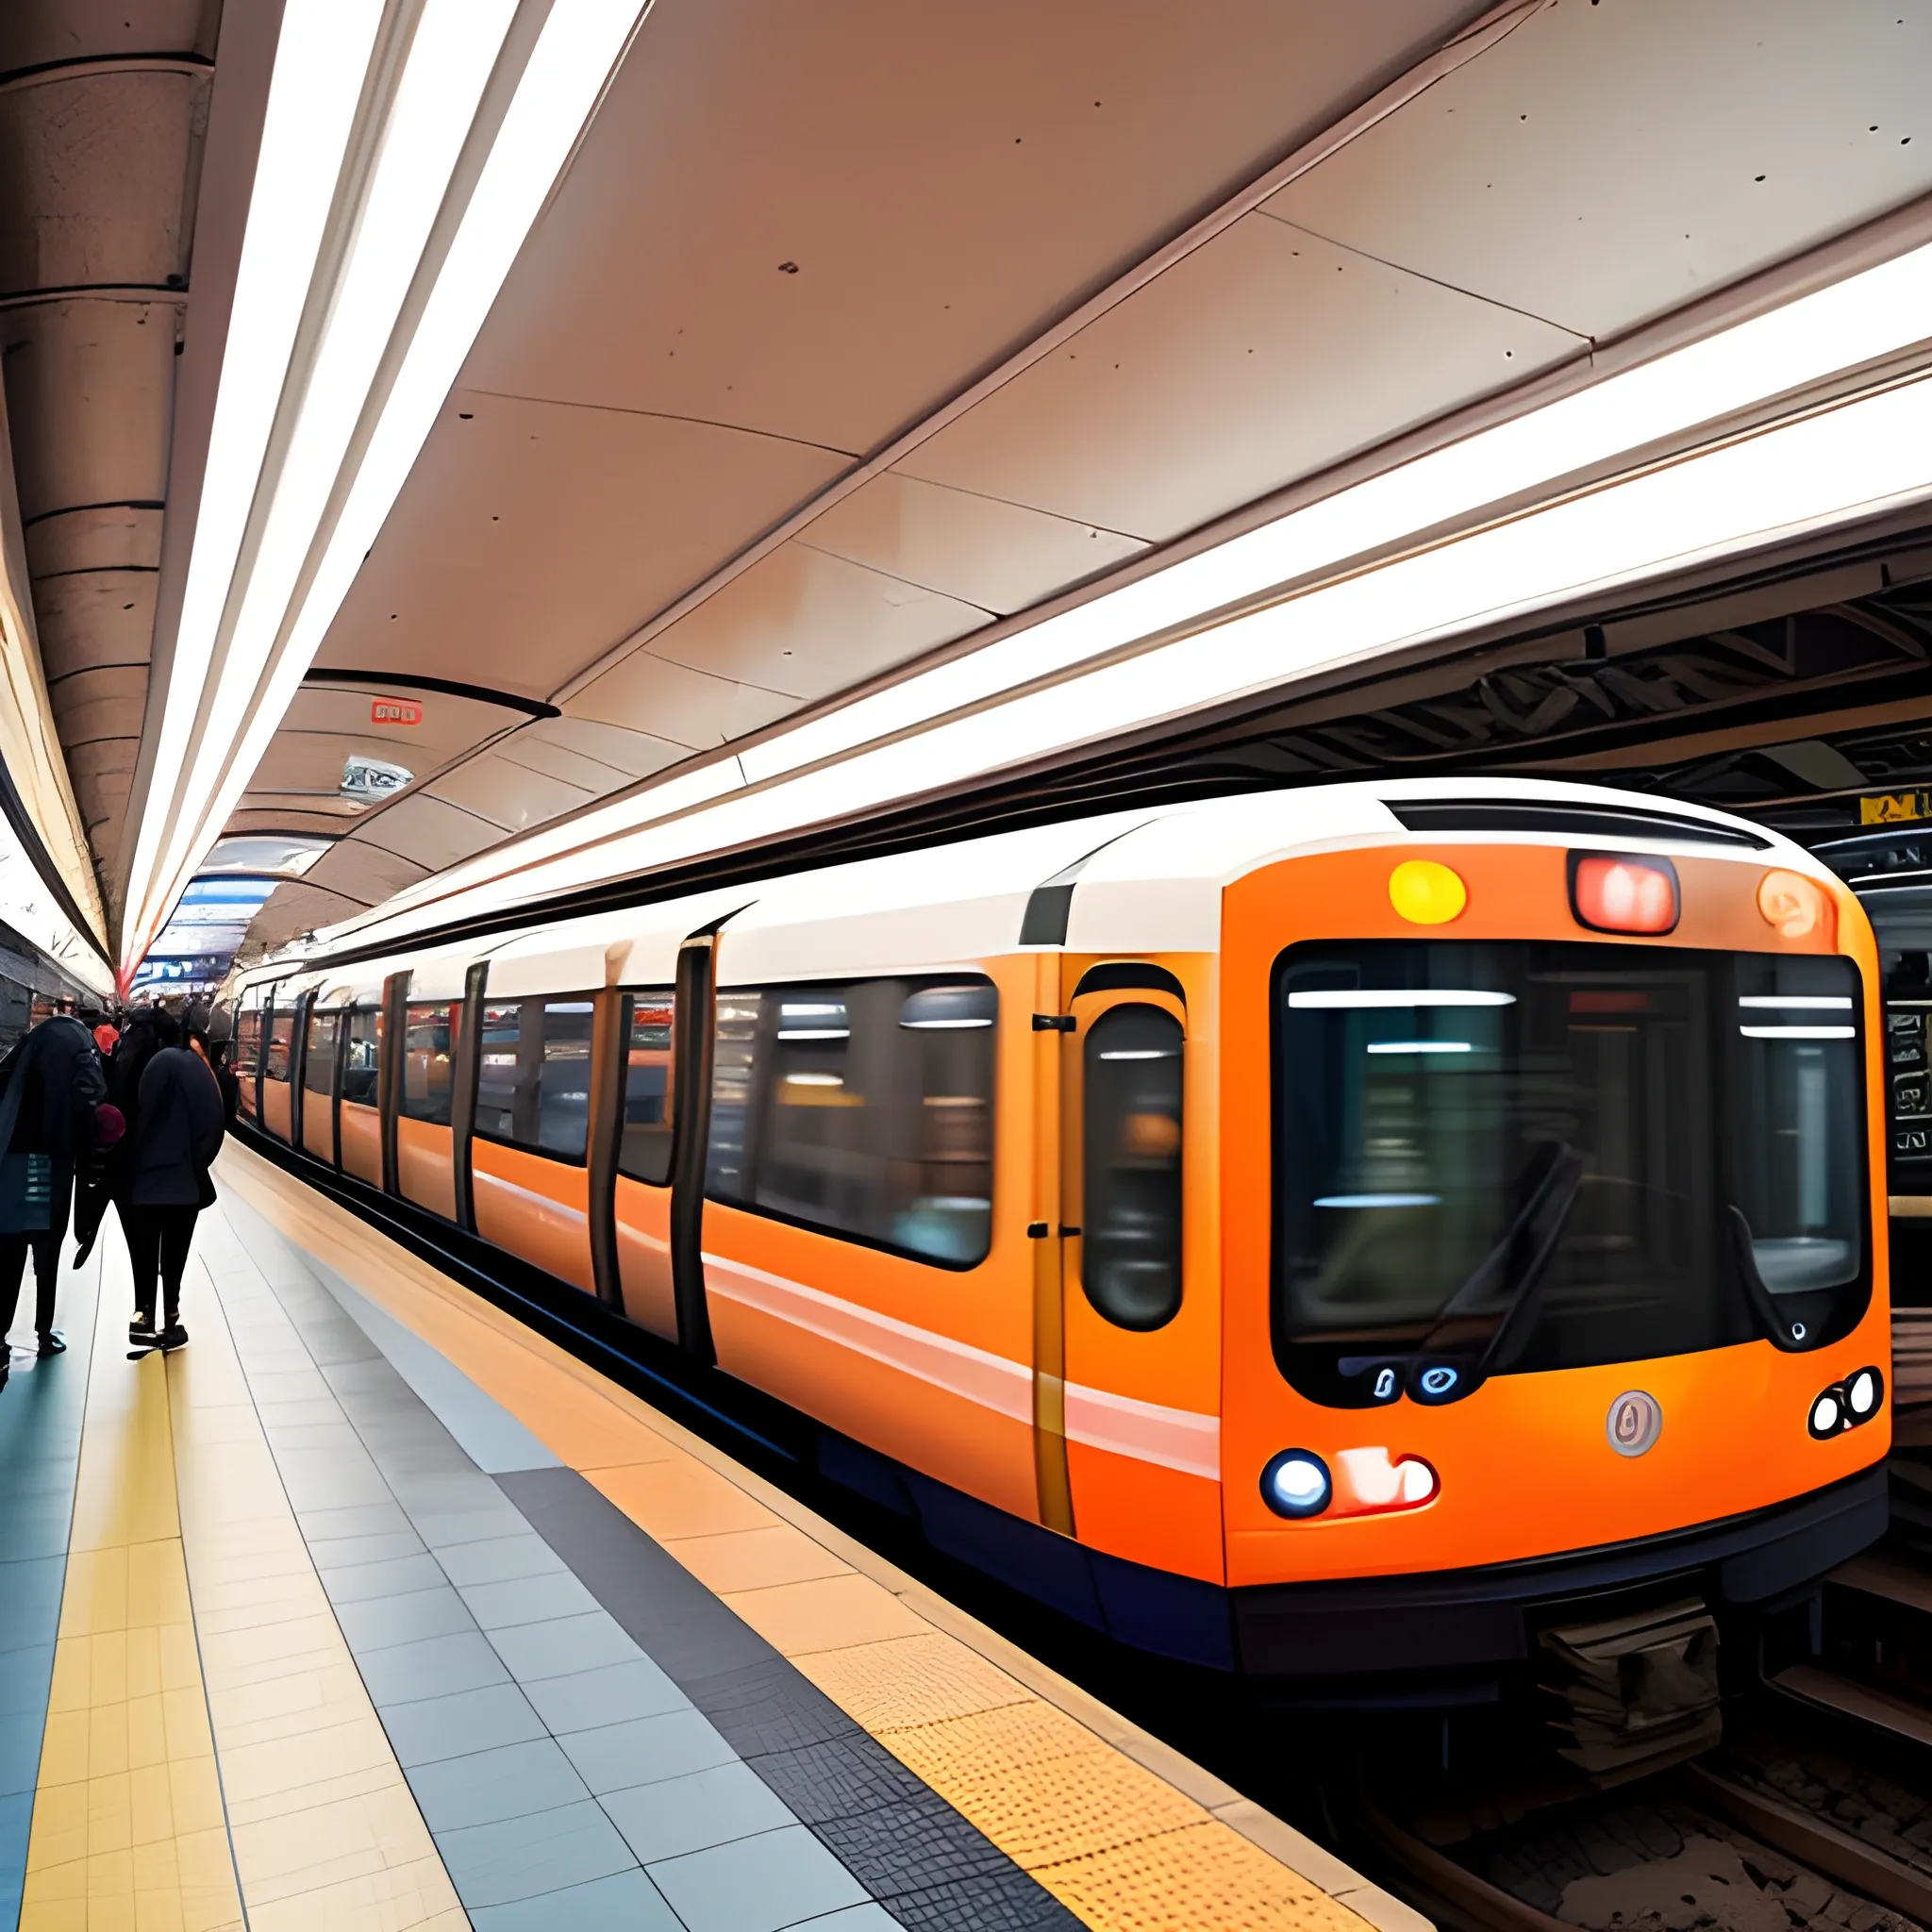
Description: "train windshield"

(1274, 941), (1868, 1405)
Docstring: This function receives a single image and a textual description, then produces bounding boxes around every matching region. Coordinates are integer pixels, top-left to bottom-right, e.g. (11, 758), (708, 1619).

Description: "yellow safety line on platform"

(21, 1246), (244, 1932)
(224, 1143), (1429, 1932)
(21, 1222), (465, 1932)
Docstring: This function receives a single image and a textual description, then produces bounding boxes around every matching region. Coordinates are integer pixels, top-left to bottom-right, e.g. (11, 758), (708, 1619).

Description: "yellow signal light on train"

(1757, 868), (1824, 940)
(1388, 859), (1467, 925)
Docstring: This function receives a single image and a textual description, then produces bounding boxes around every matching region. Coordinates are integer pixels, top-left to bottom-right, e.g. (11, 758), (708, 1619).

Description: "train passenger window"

(234, 1010), (260, 1079)
(708, 976), (996, 1267)
(264, 1004), (293, 1081)
(616, 991), (675, 1185)
(341, 1006), (381, 1106)
(473, 998), (595, 1161)
(1082, 1005), (1184, 1330)
(401, 1002), (456, 1125)
(304, 1009), (339, 1095)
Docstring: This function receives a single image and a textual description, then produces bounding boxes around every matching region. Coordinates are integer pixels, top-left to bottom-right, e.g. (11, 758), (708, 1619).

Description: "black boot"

(37, 1329), (64, 1357)
(158, 1306), (188, 1352)
(128, 1306), (156, 1352)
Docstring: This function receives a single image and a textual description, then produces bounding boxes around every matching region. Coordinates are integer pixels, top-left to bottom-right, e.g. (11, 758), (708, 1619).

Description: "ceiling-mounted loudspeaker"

(341, 756), (412, 802)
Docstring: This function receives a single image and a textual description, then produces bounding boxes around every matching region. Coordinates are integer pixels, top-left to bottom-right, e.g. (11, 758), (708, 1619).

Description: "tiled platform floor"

(0, 1141), (1428, 1932)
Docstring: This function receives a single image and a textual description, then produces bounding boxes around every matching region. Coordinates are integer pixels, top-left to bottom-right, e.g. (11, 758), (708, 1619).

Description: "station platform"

(0, 1140), (1424, 1932)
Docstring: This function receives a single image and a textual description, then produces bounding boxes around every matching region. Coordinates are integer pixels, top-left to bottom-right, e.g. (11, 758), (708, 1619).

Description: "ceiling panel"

(898, 211), (1584, 540)
(299, 841), (428, 908)
(352, 794), (501, 874)
(33, 570), (158, 679)
(428, 752), (598, 836)
(487, 724), (663, 793)
(637, 541), (991, 700)
(566, 641), (802, 745)
(309, 388), (849, 698)
(1262, 0), (1932, 341)
(525, 714), (692, 781)
(462, 0), (1488, 454)
(802, 473), (1146, 616)
(222, 808), (358, 840)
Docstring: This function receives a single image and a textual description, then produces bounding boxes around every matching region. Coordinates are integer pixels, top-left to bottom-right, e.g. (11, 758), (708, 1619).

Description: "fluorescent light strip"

(145, 0), (518, 930)
(1313, 1194), (1440, 1208)
(1740, 1025), (1857, 1040)
(126, 0), (383, 952)
(1365, 1041), (1474, 1054)
(1288, 991), (1516, 1008)
(127, 0), (648, 971)
(331, 252), (1932, 955)
(1738, 994), (1854, 1008)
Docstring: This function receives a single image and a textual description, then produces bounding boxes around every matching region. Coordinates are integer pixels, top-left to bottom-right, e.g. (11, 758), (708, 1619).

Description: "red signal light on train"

(1569, 853), (1678, 935)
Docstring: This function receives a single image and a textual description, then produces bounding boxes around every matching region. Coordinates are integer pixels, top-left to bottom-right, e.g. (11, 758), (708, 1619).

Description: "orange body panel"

(703, 955), (1042, 1522)
(301, 1091), (335, 1166)
(395, 1115), (456, 1222)
(472, 1140), (594, 1295)
(1217, 841), (1891, 1589)
(339, 1102), (381, 1188)
(705, 1204), (1040, 1521)
(1065, 1443), (1224, 1580)
(613, 1174), (675, 1339)
(262, 1079), (291, 1141)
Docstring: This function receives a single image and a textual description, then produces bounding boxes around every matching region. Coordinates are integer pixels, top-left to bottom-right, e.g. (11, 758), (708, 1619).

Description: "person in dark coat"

(0, 1008), (106, 1378)
(190, 1026), (239, 1131)
(124, 1018), (225, 1352)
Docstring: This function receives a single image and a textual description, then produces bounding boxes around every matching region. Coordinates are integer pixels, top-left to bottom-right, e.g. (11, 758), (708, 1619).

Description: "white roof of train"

(228, 777), (1828, 997)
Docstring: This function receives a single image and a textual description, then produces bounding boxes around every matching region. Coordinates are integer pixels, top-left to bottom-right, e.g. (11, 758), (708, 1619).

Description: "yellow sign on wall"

(1860, 792), (1932, 825)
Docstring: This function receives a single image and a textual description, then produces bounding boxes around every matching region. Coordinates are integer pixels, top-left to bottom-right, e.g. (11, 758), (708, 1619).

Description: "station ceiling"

(4, 1), (1932, 987)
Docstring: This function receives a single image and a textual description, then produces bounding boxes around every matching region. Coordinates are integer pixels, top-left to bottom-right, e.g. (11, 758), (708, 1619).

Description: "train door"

(1055, 960), (1224, 1584)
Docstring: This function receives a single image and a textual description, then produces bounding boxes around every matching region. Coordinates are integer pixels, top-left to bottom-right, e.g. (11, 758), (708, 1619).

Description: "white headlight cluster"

(1807, 1366), (1884, 1441)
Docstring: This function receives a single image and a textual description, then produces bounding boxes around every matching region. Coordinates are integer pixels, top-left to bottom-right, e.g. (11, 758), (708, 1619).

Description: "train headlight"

(1808, 1367), (1884, 1440)
(1847, 1366), (1882, 1419)
(1808, 1391), (1843, 1439)
(1261, 1450), (1331, 1519)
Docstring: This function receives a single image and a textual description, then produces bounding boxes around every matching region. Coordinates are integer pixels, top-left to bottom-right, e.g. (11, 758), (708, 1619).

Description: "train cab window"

(401, 1002), (457, 1125)
(1082, 1005), (1184, 1330)
(1273, 941), (1868, 1405)
(341, 1006), (381, 1106)
(616, 991), (675, 1185)
(264, 1004), (293, 1081)
(304, 1009), (339, 1095)
(473, 998), (595, 1161)
(708, 976), (996, 1267)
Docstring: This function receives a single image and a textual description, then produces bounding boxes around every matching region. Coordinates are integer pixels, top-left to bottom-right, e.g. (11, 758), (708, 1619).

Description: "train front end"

(1218, 797), (1890, 1683)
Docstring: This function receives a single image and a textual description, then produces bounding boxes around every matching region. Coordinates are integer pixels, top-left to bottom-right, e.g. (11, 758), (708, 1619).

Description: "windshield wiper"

(1724, 1205), (1824, 1352)
(1419, 1140), (1586, 1373)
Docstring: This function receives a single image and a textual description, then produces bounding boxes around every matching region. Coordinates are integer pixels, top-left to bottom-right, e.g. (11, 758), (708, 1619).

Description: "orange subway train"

(223, 778), (1891, 1677)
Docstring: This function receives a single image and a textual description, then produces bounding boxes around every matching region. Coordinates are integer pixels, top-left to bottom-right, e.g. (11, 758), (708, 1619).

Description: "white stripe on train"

(702, 1252), (1220, 1482)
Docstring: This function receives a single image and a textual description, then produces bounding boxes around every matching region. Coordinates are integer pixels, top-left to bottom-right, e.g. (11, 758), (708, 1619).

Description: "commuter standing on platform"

(0, 1005), (106, 1386)
(123, 1012), (224, 1354)
(189, 1025), (239, 1131)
